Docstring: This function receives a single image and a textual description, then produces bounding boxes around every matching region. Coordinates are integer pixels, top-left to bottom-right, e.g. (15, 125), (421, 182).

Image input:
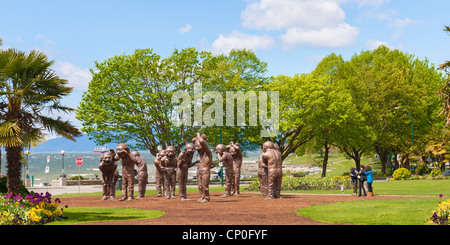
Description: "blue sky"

(1, 0), (449, 137)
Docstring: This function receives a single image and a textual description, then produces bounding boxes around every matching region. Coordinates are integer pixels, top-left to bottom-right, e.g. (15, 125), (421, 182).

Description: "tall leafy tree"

(0, 48), (81, 193)
(77, 48), (202, 155)
(337, 46), (445, 173)
(77, 48), (270, 155)
(438, 25), (450, 126)
(201, 49), (271, 150)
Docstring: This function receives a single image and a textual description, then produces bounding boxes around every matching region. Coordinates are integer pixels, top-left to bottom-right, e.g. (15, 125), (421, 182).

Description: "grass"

(50, 207), (165, 225)
(296, 197), (442, 225)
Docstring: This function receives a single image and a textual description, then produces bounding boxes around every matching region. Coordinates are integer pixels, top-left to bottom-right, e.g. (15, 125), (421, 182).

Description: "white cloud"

(240, 0), (360, 49)
(390, 17), (421, 41)
(366, 40), (389, 49)
(211, 31), (275, 54)
(54, 61), (92, 90)
(391, 17), (421, 30)
(179, 24), (193, 34)
(241, 0), (345, 31)
(281, 23), (359, 49)
(34, 34), (54, 45)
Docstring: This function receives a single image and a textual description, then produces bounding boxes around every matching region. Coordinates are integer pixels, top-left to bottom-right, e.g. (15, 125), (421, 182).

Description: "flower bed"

(0, 192), (67, 225)
(245, 175), (352, 192)
(428, 194), (450, 225)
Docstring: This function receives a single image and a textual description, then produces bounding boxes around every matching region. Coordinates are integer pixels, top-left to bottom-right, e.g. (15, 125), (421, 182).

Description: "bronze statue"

(153, 149), (166, 197)
(132, 151), (148, 198)
(260, 141), (282, 199)
(99, 150), (119, 200)
(215, 144), (234, 197)
(177, 143), (198, 201)
(161, 146), (178, 199)
(115, 143), (138, 201)
(227, 141), (242, 195)
(192, 132), (214, 203)
(257, 151), (268, 197)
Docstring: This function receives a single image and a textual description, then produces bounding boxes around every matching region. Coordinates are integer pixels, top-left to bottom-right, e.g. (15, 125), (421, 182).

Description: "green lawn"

(296, 197), (441, 225)
(294, 179), (450, 225)
(50, 207), (165, 225)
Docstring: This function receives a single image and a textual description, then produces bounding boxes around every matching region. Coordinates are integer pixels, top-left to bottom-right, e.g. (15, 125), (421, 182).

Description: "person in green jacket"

(364, 166), (374, 196)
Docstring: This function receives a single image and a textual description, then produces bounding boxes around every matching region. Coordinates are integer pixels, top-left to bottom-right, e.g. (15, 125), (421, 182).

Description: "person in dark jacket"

(349, 167), (358, 196)
(357, 165), (367, 197)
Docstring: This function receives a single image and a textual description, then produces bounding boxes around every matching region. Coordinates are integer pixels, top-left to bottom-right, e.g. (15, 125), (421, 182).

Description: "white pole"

(78, 165), (81, 193)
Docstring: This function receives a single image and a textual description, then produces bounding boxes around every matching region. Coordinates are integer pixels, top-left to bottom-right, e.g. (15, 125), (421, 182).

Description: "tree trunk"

(374, 145), (389, 175)
(6, 146), (23, 194)
(321, 143), (330, 178)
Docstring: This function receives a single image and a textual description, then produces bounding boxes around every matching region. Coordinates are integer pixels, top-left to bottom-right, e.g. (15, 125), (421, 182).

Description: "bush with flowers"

(0, 192), (67, 225)
(428, 194), (450, 225)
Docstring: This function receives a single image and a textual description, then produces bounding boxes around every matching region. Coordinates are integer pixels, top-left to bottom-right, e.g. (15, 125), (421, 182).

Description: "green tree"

(337, 45), (445, 173)
(201, 49), (270, 150)
(438, 25), (450, 127)
(77, 48), (270, 155)
(77, 48), (203, 155)
(0, 48), (81, 193)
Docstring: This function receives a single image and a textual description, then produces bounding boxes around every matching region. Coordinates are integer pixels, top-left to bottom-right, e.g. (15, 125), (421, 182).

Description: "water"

(2, 151), (261, 186)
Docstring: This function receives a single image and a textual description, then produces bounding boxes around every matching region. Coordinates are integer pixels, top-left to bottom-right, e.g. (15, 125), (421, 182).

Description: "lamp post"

(60, 150), (66, 177)
(61, 150), (67, 186)
(24, 150), (30, 186)
(25, 150), (30, 178)
(395, 107), (414, 145)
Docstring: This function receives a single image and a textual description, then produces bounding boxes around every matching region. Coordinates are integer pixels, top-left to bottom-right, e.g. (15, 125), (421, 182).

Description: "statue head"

(116, 143), (130, 157)
(131, 151), (140, 157)
(262, 141), (275, 153)
(193, 134), (207, 153)
(185, 143), (195, 155)
(215, 144), (226, 154)
(158, 149), (166, 159)
(166, 146), (176, 158)
(102, 152), (113, 165)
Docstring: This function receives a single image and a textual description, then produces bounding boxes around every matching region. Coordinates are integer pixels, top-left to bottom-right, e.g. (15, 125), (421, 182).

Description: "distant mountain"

(30, 134), (117, 153)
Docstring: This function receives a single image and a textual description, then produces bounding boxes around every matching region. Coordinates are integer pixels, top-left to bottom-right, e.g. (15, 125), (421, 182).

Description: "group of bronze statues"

(98, 132), (282, 202)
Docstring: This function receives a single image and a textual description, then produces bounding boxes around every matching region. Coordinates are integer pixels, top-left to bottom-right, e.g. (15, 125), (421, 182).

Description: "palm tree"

(0, 48), (82, 193)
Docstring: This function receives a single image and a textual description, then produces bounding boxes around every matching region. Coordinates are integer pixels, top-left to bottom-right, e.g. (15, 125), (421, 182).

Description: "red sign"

(76, 158), (83, 166)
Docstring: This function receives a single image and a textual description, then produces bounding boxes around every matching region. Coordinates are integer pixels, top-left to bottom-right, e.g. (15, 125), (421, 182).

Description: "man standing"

(177, 143), (198, 201)
(161, 146), (178, 199)
(98, 151), (118, 200)
(215, 144), (234, 197)
(227, 141), (242, 195)
(193, 132), (214, 203)
(153, 150), (166, 197)
(261, 141), (282, 199)
(132, 151), (148, 198)
(115, 143), (138, 201)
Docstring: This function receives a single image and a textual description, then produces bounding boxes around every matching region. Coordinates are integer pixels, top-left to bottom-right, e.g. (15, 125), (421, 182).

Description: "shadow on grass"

(51, 207), (165, 225)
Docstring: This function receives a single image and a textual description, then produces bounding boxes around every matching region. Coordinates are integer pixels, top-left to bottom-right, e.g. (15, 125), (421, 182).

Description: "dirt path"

(60, 192), (405, 225)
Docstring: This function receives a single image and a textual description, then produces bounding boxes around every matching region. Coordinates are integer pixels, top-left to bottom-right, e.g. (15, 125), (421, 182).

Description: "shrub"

(430, 169), (442, 178)
(68, 176), (84, 180)
(0, 176), (30, 196)
(244, 175), (351, 192)
(392, 168), (411, 180)
(416, 163), (430, 175)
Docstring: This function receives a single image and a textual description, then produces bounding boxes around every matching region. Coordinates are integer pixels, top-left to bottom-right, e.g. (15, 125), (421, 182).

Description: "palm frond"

(0, 121), (23, 147)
